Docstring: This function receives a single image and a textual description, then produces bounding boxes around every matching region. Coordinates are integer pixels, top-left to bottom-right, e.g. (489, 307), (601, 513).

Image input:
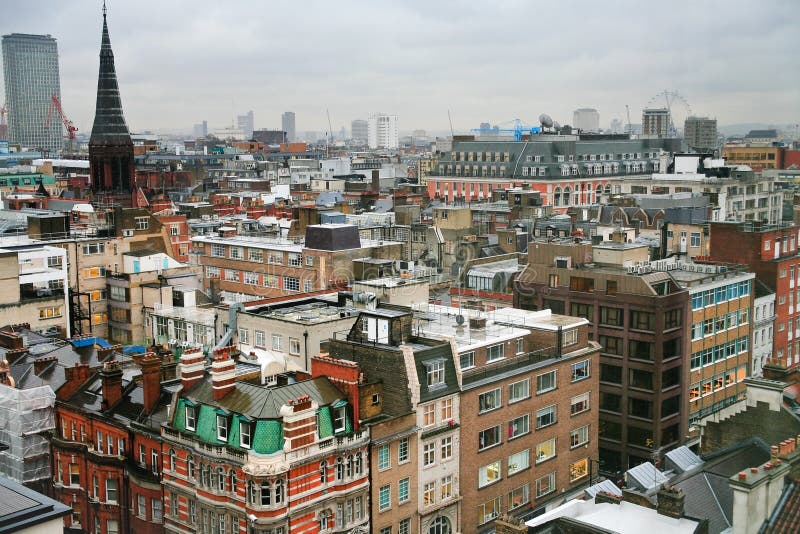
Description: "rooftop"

(0, 475), (71, 533)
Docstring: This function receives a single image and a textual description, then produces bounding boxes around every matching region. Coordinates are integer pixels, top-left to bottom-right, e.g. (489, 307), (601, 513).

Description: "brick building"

(709, 221), (800, 369)
(161, 347), (370, 534)
(515, 235), (689, 474)
(52, 353), (176, 534)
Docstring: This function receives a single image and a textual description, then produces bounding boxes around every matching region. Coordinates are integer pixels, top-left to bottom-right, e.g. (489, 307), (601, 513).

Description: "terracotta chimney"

(211, 352), (236, 400)
(179, 348), (205, 391)
(100, 360), (123, 410)
(140, 352), (161, 414)
(58, 362), (92, 400)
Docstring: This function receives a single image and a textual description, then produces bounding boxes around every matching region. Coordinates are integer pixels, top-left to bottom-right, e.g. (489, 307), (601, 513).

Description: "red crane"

(45, 95), (78, 140)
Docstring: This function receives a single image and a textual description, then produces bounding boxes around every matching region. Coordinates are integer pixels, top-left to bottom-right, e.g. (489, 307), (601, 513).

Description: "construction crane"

(471, 118), (541, 141)
(45, 95), (78, 140)
(625, 105), (632, 135)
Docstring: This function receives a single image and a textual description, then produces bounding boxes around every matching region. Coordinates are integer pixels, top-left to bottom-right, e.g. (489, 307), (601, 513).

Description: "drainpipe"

(303, 331), (309, 372)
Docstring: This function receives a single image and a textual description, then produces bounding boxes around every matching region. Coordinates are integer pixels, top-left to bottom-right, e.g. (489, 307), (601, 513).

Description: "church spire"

(89, 0), (131, 145)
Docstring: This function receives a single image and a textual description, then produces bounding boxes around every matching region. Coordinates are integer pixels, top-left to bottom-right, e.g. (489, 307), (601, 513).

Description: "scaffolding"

(0, 384), (55, 484)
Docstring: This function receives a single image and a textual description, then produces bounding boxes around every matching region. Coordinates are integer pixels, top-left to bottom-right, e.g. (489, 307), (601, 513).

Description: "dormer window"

(333, 405), (347, 434)
(216, 414), (228, 441)
(185, 404), (196, 431)
(425, 359), (446, 388)
(240, 421), (252, 449)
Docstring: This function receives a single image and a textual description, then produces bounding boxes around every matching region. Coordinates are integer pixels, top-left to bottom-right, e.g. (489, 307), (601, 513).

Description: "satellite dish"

(553, 121), (561, 129)
(539, 114), (554, 128)
(456, 314), (465, 326)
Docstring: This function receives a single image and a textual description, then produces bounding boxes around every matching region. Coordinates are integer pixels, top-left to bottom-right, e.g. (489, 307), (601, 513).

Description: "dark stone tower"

(89, 2), (134, 194)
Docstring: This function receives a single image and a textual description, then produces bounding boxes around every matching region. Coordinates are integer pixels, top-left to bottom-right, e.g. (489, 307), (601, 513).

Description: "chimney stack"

(211, 349), (236, 400)
(100, 360), (123, 410)
(179, 348), (205, 391)
(58, 362), (92, 400)
(140, 352), (161, 413)
(656, 486), (685, 519)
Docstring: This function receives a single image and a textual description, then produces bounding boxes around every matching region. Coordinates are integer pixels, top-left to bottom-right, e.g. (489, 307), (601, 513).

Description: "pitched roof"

(764, 481), (800, 533)
(185, 376), (344, 419)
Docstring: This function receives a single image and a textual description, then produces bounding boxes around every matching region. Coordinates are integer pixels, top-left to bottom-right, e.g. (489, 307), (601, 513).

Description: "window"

(629, 340), (654, 360)
(289, 338), (301, 355)
(536, 370), (557, 393)
(107, 520), (119, 534)
(570, 302), (593, 321)
(185, 404), (196, 430)
(239, 328), (250, 345)
(460, 351), (475, 369)
(571, 392), (590, 415)
(562, 328), (578, 347)
(600, 306), (623, 326)
(571, 360), (590, 381)
(478, 388), (502, 413)
(229, 246), (243, 260)
(82, 242), (105, 255)
(379, 485), (390, 511)
(211, 244), (225, 257)
(690, 232), (701, 247)
(69, 463), (80, 486)
(536, 472), (556, 497)
(398, 437), (409, 463)
(487, 344), (505, 362)
(81, 266), (106, 279)
(570, 276), (595, 292)
(424, 442), (436, 466)
(478, 461), (502, 488)
(508, 414), (530, 439)
(509, 379), (530, 403)
(441, 436), (453, 460)
(333, 406), (347, 433)
(283, 277), (300, 291)
(665, 309), (682, 329)
(248, 248), (263, 262)
(378, 444), (390, 470)
(135, 217), (149, 231)
(304, 280), (313, 292)
(536, 437), (557, 463)
(536, 405), (557, 429)
(305, 255), (314, 266)
(630, 310), (655, 331)
(434, 476), (451, 503)
(39, 306), (62, 319)
(217, 414), (228, 441)
(441, 398), (453, 420)
(271, 334), (282, 351)
(421, 481), (435, 507)
(509, 483), (530, 510)
(426, 360), (445, 387)
(152, 499), (163, 522)
(240, 421), (252, 448)
(570, 458), (589, 482)
(571, 425), (590, 448)
(606, 280), (618, 295)
(106, 478), (118, 503)
(423, 404), (435, 426)
(630, 368), (654, 390)
(151, 449), (159, 474)
(479, 425), (502, 450)
(508, 449), (530, 475)
(477, 495), (501, 525)
(398, 477), (410, 503)
(244, 271), (258, 285)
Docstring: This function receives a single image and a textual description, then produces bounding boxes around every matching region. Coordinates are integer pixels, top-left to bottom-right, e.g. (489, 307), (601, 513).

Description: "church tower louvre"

(88, 2), (134, 196)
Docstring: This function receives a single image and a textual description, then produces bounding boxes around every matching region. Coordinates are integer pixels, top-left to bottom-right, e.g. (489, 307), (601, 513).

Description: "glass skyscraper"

(2, 33), (63, 153)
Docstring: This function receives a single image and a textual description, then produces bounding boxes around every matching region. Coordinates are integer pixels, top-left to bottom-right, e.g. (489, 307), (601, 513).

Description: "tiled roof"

(764, 481), (800, 533)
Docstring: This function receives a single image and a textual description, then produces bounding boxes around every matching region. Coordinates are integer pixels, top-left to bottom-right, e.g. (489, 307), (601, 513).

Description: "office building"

(368, 113), (399, 149)
(684, 116), (717, 152)
(192, 120), (207, 138)
(281, 111), (296, 142)
(351, 119), (368, 145)
(574, 108), (600, 133)
(236, 110), (254, 139)
(642, 108), (671, 137)
(1, 33), (62, 153)
(252, 129), (286, 145)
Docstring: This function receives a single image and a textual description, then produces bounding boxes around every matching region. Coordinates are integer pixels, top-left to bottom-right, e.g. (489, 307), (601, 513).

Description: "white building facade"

(368, 113), (399, 149)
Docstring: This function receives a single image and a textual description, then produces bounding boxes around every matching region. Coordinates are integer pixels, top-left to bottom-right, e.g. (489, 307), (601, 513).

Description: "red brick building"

(710, 221), (800, 368)
(52, 354), (174, 534)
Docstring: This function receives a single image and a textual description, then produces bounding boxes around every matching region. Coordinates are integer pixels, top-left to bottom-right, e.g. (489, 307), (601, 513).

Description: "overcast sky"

(2, 0), (798, 135)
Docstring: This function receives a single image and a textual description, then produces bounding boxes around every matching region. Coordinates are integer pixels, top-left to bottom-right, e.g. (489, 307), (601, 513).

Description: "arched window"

(187, 455), (195, 480)
(345, 455), (353, 478)
(563, 186), (572, 207)
(428, 516), (452, 534)
(354, 453), (362, 476)
(202, 465), (209, 488)
(260, 481), (271, 506)
(274, 479), (283, 504)
(209, 466), (218, 489)
(320, 461), (328, 484)
(319, 509), (332, 530)
(229, 470), (237, 494)
(336, 457), (344, 480)
(217, 467), (225, 491)
(247, 480), (257, 504)
(553, 187), (562, 207)
(168, 449), (176, 472)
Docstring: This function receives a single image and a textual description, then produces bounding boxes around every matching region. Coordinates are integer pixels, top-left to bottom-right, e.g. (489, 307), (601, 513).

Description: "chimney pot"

(739, 472), (747, 480)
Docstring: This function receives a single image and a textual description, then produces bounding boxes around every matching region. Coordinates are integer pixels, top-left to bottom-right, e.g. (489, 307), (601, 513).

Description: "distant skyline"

(1, 0), (797, 135)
